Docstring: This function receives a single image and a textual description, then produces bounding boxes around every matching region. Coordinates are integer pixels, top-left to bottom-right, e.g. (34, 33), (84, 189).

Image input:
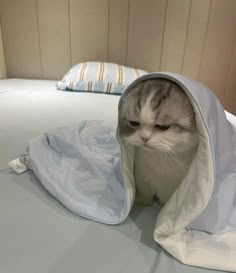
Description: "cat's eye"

(129, 121), (140, 127)
(155, 124), (170, 130)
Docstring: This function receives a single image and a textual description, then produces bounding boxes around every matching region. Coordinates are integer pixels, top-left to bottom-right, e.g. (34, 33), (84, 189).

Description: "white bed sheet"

(0, 79), (227, 273)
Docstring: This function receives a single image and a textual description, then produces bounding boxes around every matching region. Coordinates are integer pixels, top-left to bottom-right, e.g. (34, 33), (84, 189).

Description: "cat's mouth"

(124, 140), (154, 151)
(141, 143), (156, 151)
(124, 138), (170, 152)
(141, 142), (172, 153)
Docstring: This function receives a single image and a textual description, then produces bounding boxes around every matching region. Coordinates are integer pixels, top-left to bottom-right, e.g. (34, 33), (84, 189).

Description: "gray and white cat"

(118, 79), (199, 205)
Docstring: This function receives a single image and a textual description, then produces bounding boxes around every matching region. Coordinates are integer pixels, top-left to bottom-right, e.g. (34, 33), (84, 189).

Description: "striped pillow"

(57, 62), (147, 95)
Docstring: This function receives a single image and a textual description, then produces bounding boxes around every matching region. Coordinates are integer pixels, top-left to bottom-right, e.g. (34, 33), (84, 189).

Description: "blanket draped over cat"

(27, 72), (236, 272)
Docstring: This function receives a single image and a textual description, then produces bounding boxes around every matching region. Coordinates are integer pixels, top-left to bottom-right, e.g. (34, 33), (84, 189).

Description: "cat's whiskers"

(160, 152), (172, 169)
(151, 141), (172, 152)
(161, 152), (173, 166)
(168, 151), (189, 171)
(158, 152), (189, 181)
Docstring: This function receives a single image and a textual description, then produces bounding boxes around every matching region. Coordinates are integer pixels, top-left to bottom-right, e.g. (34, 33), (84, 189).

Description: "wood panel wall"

(0, 0), (236, 113)
(0, 24), (6, 79)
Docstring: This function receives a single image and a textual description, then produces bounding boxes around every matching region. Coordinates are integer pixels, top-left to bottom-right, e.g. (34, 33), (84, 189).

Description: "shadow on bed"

(129, 203), (161, 250)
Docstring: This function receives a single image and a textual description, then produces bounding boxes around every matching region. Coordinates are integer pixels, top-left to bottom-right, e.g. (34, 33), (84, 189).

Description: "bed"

(0, 79), (227, 273)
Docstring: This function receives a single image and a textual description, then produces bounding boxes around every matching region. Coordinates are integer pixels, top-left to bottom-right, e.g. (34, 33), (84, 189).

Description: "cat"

(118, 79), (199, 205)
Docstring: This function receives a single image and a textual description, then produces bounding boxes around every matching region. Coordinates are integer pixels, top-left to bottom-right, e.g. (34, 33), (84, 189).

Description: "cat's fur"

(118, 79), (199, 205)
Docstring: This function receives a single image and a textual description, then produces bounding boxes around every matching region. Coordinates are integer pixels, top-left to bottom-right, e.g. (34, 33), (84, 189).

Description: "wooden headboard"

(0, 0), (236, 113)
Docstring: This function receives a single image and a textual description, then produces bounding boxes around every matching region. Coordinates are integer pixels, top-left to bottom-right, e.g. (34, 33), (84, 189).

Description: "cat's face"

(118, 79), (198, 153)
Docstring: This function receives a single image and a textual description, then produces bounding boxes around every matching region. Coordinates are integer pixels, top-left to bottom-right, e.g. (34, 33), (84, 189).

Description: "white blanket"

(27, 73), (236, 272)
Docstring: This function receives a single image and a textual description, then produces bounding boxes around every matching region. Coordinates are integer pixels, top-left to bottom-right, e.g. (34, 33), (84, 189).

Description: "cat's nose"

(140, 129), (152, 142)
(141, 136), (149, 142)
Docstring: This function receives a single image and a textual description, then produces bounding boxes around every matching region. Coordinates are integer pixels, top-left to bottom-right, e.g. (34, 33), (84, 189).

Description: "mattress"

(0, 79), (227, 273)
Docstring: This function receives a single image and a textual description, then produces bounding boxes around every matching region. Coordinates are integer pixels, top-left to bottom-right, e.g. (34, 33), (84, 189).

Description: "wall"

(0, 0), (236, 113)
(0, 24), (6, 79)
